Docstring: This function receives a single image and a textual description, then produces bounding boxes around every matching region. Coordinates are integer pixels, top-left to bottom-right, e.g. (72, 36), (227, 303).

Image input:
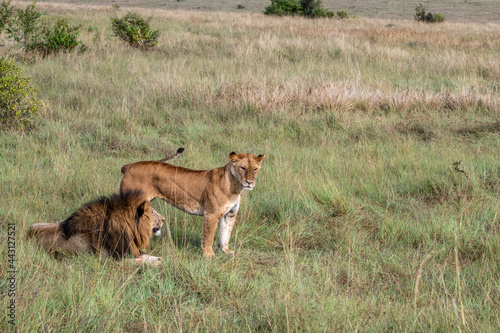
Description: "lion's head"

(229, 152), (265, 190)
(151, 209), (164, 237)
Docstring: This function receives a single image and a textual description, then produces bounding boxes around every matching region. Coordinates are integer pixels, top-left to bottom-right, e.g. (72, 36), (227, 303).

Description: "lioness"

(120, 151), (265, 257)
(27, 191), (163, 265)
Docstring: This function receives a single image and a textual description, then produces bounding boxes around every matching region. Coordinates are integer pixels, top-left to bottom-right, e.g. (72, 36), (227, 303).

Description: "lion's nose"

(152, 228), (159, 233)
(246, 180), (253, 185)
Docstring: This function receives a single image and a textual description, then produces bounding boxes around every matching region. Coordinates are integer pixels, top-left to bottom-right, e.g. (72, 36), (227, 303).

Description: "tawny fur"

(27, 191), (162, 264)
(120, 151), (265, 257)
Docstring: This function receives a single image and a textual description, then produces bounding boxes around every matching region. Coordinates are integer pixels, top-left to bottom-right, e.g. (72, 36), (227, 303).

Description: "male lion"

(120, 151), (265, 257)
(27, 191), (163, 265)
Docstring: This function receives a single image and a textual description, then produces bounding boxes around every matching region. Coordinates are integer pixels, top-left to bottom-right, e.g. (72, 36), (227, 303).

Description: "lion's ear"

(256, 154), (265, 164)
(136, 201), (148, 220)
(229, 151), (239, 161)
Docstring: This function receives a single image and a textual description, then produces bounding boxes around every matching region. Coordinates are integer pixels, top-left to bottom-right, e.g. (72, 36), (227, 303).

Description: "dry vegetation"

(1, 2), (499, 332)
(31, 0), (500, 23)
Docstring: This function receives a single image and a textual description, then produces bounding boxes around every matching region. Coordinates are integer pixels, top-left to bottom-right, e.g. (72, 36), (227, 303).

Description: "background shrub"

(0, 0), (14, 31)
(301, 0), (320, 17)
(432, 13), (445, 23)
(336, 10), (349, 19)
(414, 3), (445, 23)
(264, 0), (339, 18)
(28, 18), (86, 56)
(264, 0), (302, 16)
(0, 57), (40, 130)
(110, 12), (160, 49)
(5, 2), (41, 48)
(4, 2), (85, 55)
(312, 7), (334, 18)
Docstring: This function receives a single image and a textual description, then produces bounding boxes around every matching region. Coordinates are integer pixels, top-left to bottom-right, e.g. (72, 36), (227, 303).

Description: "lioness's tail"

(121, 147), (184, 174)
(157, 147), (184, 163)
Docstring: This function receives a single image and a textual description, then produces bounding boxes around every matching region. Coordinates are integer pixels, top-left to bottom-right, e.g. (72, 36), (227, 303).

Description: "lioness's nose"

(153, 228), (159, 233)
(246, 180), (253, 185)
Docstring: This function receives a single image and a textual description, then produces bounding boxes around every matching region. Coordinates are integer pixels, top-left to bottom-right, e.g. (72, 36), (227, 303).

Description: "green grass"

(1, 2), (499, 332)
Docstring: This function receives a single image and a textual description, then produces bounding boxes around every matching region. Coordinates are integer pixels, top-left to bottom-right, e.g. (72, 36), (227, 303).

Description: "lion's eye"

(254, 168), (258, 173)
(240, 167), (246, 171)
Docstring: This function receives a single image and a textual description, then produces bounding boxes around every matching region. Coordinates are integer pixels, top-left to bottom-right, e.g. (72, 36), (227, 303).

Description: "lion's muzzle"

(152, 227), (161, 237)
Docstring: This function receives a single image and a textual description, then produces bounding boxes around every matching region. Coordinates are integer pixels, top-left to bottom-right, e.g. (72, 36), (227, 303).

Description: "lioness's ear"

(256, 154), (265, 164)
(229, 151), (239, 161)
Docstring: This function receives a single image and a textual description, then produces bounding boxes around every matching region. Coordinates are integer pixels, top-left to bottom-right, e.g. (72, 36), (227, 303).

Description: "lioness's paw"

(202, 250), (216, 258)
(221, 248), (235, 256)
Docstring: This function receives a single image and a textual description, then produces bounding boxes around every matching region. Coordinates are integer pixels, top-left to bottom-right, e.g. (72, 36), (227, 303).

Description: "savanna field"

(1, 0), (499, 331)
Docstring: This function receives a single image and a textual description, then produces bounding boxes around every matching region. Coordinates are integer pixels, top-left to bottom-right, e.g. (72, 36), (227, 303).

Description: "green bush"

(301, 0), (320, 17)
(110, 12), (160, 49)
(5, 2), (41, 48)
(312, 7), (335, 18)
(432, 13), (445, 23)
(264, 0), (339, 18)
(5, 2), (85, 55)
(414, 3), (445, 23)
(0, 57), (40, 130)
(0, 0), (14, 31)
(29, 18), (86, 56)
(336, 10), (349, 19)
(264, 0), (302, 16)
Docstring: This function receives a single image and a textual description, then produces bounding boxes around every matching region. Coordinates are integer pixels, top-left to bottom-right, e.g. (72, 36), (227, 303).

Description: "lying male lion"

(120, 150), (265, 257)
(27, 191), (163, 265)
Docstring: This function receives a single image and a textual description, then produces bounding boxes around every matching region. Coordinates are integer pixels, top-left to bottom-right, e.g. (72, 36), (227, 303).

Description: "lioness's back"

(120, 161), (212, 203)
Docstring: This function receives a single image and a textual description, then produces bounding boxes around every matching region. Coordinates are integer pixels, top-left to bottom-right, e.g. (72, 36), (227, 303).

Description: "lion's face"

(151, 209), (164, 237)
(229, 152), (265, 190)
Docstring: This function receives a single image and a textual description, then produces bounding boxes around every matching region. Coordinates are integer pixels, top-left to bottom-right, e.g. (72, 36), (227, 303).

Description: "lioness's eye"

(240, 167), (246, 171)
(254, 168), (258, 173)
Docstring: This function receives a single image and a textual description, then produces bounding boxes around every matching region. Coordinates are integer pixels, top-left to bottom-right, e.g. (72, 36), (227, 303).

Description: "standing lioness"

(120, 151), (265, 257)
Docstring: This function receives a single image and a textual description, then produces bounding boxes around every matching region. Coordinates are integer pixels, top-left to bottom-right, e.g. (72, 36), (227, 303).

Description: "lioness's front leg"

(218, 200), (240, 255)
(201, 212), (224, 258)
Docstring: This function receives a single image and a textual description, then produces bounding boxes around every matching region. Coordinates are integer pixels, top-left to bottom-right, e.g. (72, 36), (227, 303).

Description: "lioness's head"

(229, 152), (265, 190)
(151, 209), (164, 237)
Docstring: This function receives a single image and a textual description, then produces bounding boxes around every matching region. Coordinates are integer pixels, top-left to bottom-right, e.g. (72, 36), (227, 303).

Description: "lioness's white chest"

(222, 196), (241, 216)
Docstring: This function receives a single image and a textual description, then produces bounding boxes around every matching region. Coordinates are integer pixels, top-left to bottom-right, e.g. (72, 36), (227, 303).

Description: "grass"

(1, 2), (500, 332)
(30, 0), (500, 23)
